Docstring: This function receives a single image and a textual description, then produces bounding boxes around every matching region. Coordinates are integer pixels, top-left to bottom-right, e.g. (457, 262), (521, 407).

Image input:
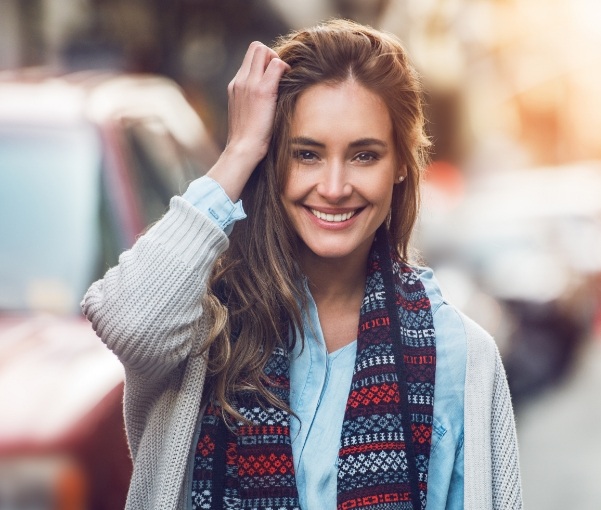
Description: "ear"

(395, 165), (407, 183)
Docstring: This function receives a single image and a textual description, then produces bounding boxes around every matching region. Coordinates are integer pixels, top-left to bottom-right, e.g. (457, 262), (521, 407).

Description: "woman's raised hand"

(207, 42), (290, 202)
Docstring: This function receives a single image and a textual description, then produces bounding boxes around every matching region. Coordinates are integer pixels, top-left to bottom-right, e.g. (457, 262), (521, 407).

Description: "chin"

(299, 235), (373, 263)
(307, 247), (356, 260)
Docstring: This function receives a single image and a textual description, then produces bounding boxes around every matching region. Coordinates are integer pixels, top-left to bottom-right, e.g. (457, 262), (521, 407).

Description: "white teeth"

(310, 209), (356, 222)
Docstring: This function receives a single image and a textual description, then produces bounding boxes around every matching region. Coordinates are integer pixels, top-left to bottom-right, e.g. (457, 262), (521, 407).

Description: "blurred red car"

(0, 70), (219, 509)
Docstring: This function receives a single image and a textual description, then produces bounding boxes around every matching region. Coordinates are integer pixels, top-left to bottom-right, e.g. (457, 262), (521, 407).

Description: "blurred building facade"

(2, 0), (601, 166)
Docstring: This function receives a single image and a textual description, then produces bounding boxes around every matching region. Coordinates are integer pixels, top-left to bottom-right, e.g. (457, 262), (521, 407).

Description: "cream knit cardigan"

(82, 197), (523, 510)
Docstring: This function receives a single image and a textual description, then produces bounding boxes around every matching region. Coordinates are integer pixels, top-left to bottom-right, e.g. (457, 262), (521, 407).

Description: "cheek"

(361, 173), (395, 204)
(282, 167), (310, 202)
(281, 181), (295, 206)
(374, 182), (396, 219)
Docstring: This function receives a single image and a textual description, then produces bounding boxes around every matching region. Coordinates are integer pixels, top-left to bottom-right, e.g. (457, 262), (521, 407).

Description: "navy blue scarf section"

(192, 227), (436, 510)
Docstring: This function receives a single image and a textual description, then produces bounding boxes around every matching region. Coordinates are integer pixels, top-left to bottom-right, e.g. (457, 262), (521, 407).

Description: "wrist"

(222, 140), (267, 168)
(206, 144), (263, 203)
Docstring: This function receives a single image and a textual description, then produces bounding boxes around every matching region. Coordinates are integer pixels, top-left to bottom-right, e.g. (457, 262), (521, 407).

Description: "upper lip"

(305, 206), (364, 214)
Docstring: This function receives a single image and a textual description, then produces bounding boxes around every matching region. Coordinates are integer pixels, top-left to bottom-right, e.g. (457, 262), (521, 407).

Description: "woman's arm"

(207, 41), (289, 201)
(81, 42), (288, 379)
(81, 197), (229, 378)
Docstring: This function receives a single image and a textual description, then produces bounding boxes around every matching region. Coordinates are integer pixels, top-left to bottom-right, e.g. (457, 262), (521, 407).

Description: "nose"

(315, 160), (352, 203)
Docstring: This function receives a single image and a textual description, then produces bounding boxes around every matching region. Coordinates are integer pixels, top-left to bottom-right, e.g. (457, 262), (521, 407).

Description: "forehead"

(290, 80), (393, 142)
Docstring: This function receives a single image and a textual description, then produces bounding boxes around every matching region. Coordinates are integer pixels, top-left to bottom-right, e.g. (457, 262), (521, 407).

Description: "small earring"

(397, 176), (405, 183)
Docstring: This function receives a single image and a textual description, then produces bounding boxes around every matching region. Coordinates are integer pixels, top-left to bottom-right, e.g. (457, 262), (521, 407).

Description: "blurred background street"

(1, 0), (600, 508)
(518, 332), (601, 509)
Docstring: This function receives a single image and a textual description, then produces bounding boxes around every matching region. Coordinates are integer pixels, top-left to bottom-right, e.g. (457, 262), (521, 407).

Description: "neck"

(300, 248), (369, 307)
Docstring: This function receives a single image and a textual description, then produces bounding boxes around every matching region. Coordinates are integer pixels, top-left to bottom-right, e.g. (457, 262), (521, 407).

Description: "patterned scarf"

(192, 227), (436, 510)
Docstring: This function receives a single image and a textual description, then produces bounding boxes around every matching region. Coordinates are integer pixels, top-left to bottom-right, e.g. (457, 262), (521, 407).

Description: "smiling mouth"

(309, 208), (358, 222)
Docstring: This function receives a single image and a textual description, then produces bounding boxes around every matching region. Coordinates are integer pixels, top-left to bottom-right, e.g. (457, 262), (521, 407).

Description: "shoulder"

(413, 266), (466, 355)
(413, 266), (469, 405)
(413, 265), (502, 397)
(414, 266), (498, 362)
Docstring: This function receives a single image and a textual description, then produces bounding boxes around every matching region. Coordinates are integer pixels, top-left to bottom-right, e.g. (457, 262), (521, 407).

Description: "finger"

(261, 57), (290, 92)
(248, 44), (280, 82)
(235, 41), (263, 82)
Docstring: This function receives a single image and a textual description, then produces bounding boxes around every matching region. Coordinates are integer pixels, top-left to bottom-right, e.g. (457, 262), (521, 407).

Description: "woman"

(82, 19), (522, 510)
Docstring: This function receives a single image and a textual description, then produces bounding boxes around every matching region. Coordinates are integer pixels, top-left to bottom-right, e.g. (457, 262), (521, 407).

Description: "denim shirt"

(289, 276), (465, 510)
(183, 176), (465, 509)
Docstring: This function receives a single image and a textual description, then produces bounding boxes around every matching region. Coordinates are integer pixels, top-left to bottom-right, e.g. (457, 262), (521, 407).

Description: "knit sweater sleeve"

(461, 311), (523, 510)
(81, 196), (229, 379)
(490, 345), (523, 509)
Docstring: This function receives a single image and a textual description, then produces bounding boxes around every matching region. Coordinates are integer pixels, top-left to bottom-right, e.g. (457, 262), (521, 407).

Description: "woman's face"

(282, 79), (403, 267)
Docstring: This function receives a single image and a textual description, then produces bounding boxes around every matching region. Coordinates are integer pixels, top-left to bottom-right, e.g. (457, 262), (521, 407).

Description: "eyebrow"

(290, 136), (325, 148)
(350, 138), (388, 149)
(290, 136), (388, 149)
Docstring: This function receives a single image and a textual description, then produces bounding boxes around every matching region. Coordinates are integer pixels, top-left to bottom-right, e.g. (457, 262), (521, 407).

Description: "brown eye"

(293, 150), (319, 163)
(353, 152), (378, 163)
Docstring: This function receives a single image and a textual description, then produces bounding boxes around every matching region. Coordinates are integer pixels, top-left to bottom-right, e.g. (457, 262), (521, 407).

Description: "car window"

(0, 123), (103, 314)
(122, 117), (197, 225)
(97, 163), (125, 277)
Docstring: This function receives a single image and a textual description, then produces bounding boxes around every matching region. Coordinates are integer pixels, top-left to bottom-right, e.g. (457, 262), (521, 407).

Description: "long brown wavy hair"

(201, 19), (431, 421)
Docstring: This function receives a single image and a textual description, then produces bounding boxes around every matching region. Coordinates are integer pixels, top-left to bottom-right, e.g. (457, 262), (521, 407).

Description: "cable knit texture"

(82, 196), (522, 510)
